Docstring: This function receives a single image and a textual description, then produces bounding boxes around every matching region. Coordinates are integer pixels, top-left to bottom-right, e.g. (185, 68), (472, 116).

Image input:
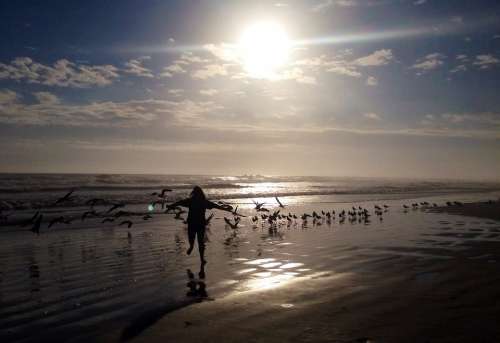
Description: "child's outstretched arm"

(166, 198), (191, 210)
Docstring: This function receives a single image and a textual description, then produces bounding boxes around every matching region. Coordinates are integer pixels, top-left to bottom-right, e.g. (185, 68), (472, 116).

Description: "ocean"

(1, 173), (499, 213)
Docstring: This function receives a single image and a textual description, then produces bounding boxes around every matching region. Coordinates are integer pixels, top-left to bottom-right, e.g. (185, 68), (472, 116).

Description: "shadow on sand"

(120, 263), (209, 341)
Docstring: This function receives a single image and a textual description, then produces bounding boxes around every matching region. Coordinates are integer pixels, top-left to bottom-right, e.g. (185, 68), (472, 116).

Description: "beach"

(117, 202), (500, 343)
(1, 175), (500, 342)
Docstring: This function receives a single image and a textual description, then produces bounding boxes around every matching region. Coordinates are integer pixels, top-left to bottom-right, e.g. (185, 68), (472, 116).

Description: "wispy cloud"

(0, 57), (119, 87)
(411, 53), (446, 74)
(473, 54), (500, 69)
(199, 89), (219, 96)
(123, 57), (154, 78)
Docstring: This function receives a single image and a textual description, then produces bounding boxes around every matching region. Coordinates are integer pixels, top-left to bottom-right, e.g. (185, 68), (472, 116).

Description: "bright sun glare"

(238, 21), (291, 78)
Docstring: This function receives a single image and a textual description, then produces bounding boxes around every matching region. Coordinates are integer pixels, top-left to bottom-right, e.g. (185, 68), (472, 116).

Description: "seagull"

(23, 210), (41, 227)
(31, 214), (43, 235)
(252, 200), (267, 211)
(85, 198), (105, 207)
(81, 210), (98, 221)
(174, 209), (186, 219)
(205, 212), (214, 225)
(224, 217), (239, 229)
(159, 188), (172, 197)
(119, 220), (133, 228)
(275, 197), (285, 208)
(301, 214), (311, 220)
(113, 210), (131, 218)
(54, 189), (75, 205)
(48, 216), (67, 228)
(106, 203), (125, 214)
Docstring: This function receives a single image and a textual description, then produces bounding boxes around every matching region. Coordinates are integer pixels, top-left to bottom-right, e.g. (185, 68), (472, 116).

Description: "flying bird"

(119, 220), (133, 228)
(48, 216), (67, 228)
(275, 197), (285, 208)
(86, 198), (105, 207)
(224, 217), (239, 229)
(54, 189), (75, 205)
(81, 210), (98, 221)
(205, 212), (214, 225)
(106, 203), (125, 214)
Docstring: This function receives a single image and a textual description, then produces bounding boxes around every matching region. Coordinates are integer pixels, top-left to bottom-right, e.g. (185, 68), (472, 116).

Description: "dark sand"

(92, 202), (500, 343)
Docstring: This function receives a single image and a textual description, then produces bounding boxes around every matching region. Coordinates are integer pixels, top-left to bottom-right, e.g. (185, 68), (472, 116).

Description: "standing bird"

(31, 214), (43, 235)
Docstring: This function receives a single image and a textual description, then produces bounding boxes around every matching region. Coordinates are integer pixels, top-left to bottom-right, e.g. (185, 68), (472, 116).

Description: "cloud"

(441, 113), (500, 126)
(168, 89), (184, 96)
(0, 89), (19, 105)
(33, 91), (60, 105)
(473, 54), (499, 69)
(160, 63), (187, 78)
(191, 64), (229, 79)
(366, 76), (378, 86)
(450, 64), (467, 73)
(411, 53), (446, 74)
(354, 49), (393, 66)
(199, 89), (219, 96)
(312, 0), (359, 11)
(0, 57), (119, 87)
(311, 0), (334, 12)
(203, 44), (240, 64)
(124, 58), (154, 78)
(0, 95), (224, 128)
(413, 0), (426, 5)
(294, 49), (392, 81)
(161, 52), (210, 78)
(363, 112), (381, 120)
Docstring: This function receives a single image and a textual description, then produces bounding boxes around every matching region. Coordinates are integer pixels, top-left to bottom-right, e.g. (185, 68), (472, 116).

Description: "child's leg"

(197, 229), (206, 263)
(187, 226), (196, 255)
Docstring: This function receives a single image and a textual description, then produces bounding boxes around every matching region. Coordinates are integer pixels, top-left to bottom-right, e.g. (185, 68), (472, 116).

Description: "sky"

(0, 0), (499, 180)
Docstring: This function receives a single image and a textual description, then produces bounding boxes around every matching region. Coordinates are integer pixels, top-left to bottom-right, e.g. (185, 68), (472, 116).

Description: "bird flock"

(0, 188), (494, 238)
(0, 188), (173, 236)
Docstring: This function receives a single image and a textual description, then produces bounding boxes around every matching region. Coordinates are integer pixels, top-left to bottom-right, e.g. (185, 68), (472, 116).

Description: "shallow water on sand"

(1, 195), (500, 342)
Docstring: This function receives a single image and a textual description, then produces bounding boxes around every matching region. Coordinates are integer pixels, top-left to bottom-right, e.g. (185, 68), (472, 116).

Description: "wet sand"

(127, 255), (500, 343)
(2, 197), (500, 343)
(107, 202), (500, 343)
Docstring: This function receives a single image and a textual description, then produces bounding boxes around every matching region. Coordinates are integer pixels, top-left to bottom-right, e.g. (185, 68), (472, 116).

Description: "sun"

(238, 21), (291, 79)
